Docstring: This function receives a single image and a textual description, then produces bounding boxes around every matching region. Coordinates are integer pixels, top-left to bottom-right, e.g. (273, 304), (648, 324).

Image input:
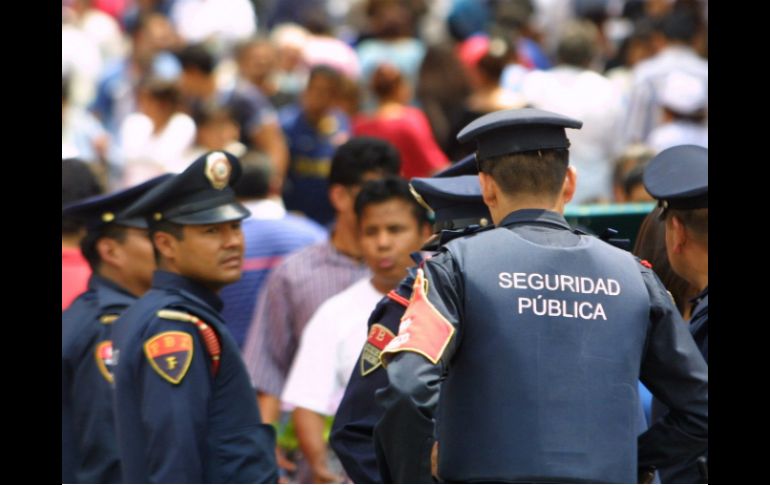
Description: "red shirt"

(353, 106), (450, 179)
(62, 247), (91, 310)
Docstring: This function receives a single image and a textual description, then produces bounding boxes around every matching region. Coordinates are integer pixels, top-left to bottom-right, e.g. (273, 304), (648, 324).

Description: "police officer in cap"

(373, 108), (709, 483)
(111, 151), (278, 483)
(644, 144), (708, 483)
(62, 174), (170, 483)
(330, 158), (492, 483)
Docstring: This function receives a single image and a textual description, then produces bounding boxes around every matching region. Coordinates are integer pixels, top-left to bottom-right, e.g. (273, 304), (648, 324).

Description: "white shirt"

(281, 277), (384, 416)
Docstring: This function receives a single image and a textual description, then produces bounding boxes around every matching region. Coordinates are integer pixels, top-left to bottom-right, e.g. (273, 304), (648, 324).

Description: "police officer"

(330, 157), (493, 483)
(111, 151), (278, 483)
(373, 108), (709, 483)
(644, 144), (708, 483)
(62, 174), (170, 484)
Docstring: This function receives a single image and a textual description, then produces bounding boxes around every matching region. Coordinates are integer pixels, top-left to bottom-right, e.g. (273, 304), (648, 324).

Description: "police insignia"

(94, 341), (115, 383)
(144, 331), (194, 384)
(360, 324), (395, 376)
(380, 268), (455, 366)
(204, 151), (231, 190)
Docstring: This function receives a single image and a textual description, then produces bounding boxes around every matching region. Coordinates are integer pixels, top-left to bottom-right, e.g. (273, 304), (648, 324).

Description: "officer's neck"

(98, 266), (150, 298)
(491, 197), (563, 225)
(331, 214), (362, 261)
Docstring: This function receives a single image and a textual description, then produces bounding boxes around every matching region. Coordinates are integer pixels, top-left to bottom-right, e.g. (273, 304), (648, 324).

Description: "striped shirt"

(241, 239), (370, 396)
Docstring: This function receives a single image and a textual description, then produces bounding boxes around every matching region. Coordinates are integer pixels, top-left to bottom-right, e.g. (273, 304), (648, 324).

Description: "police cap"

(433, 154), (478, 177)
(457, 108), (583, 165)
(643, 145), (708, 210)
(120, 151), (251, 224)
(62, 173), (173, 231)
(410, 175), (491, 231)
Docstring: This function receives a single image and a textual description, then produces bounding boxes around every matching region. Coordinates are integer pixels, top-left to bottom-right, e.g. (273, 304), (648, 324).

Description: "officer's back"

(374, 109), (708, 483)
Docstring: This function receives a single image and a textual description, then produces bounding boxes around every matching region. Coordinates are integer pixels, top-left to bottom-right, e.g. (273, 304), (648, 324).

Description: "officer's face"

(170, 221), (245, 291)
(359, 198), (431, 292)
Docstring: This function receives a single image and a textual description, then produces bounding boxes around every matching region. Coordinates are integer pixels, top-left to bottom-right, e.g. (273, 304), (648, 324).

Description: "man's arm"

(637, 268), (708, 469)
(373, 254), (463, 483)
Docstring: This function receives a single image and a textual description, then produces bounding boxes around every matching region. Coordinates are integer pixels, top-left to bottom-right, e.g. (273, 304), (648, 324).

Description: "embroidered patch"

(380, 268), (455, 366)
(144, 331), (194, 384)
(94, 341), (115, 383)
(360, 324), (395, 376)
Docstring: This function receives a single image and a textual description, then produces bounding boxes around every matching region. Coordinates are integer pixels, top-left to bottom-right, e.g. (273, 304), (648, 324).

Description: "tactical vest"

(436, 227), (650, 483)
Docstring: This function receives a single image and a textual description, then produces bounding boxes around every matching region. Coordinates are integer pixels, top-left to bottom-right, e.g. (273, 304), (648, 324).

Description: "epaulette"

(157, 309), (222, 377)
(99, 314), (120, 324)
(437, 223), (496, 246)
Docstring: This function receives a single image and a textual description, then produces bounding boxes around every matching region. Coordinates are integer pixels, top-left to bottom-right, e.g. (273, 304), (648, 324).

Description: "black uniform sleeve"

(330, 296), (400, 484)
(373, 252), (463, 483)
(637, 268), (708, 469)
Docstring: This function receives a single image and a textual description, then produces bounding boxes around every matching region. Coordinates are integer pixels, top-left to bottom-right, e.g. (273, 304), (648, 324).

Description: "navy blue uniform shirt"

(62, 274), (135, 483)
(111, 271), (278, 483)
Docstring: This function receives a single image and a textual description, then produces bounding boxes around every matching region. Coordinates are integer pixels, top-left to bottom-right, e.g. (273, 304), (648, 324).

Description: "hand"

(431, 441), (439, 479)
(275, 446), (296, 484)
(311, 465), (343, 484)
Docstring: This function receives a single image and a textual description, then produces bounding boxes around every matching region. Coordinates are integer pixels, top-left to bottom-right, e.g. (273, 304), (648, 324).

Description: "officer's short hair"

(355, 176), (430, 227)
(479, 148), (569, 199)
(328, 137), (401, 187)
(666, 208), (708, 246)
(80, 225), (129, 272)
(149, 220), (185, 264)
(308, 64), (342, 86)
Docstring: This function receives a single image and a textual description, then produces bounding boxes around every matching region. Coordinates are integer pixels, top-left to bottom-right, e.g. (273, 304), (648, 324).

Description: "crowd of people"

(62, 0), (708, 483)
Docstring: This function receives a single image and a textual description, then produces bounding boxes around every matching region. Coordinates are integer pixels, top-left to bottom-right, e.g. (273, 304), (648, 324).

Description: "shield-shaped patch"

(359, 324), (395, 376)
(94, 341), (114, 383)
(143, 331), (194, 384)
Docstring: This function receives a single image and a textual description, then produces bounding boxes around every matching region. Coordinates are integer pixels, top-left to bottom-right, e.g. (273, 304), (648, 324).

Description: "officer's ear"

(96, 237), (122, 267)
(561, 166), (577, 205)
(665, 214), (688, 254)
(153, 230), (181, 261)
(478, 172), (498, 209)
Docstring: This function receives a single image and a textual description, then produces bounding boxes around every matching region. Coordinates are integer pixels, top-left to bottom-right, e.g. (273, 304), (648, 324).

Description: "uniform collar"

(498, 209), (572, 231)
(690, 286), (708, 316)
(151, 270), (224, 312)
(89, 274), (138, 313)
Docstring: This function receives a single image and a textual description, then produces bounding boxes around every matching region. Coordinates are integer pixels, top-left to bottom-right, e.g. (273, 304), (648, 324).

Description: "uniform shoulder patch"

(360, 324), (396, 376)
(94, 341), (115, 383)
(380, 268), (455, 366)
(144, 331), (194, 384)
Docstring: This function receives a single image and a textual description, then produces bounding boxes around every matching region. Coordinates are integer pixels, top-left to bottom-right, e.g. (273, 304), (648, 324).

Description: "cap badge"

(205, 152), (231, 190)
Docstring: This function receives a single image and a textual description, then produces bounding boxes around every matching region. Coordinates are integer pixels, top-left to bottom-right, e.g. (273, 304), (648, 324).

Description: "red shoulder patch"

(380, 269), (455, 365)
(94, 341), (114, 383)
(640, 259), (653, 269)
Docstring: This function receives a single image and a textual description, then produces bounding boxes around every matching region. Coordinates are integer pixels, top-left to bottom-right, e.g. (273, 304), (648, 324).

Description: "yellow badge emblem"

(204, 151), (231, 190)
(144, 331), (194, 384)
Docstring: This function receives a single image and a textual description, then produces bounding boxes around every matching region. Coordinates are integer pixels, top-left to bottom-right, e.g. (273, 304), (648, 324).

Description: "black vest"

(436, 226), (650, 483)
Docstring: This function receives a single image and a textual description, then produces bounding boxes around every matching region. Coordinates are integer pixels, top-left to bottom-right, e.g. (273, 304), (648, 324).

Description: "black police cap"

(410, 175), (491, 231)
(120, 151), (251, 224)
(457, 108), (583, 164)
(433, 154), (478, 177)
(643, 145), (708, 210)
(62, 174), (173, 231)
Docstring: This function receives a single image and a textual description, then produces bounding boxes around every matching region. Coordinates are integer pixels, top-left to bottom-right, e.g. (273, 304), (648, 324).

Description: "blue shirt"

(280, 104), (350, 226)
